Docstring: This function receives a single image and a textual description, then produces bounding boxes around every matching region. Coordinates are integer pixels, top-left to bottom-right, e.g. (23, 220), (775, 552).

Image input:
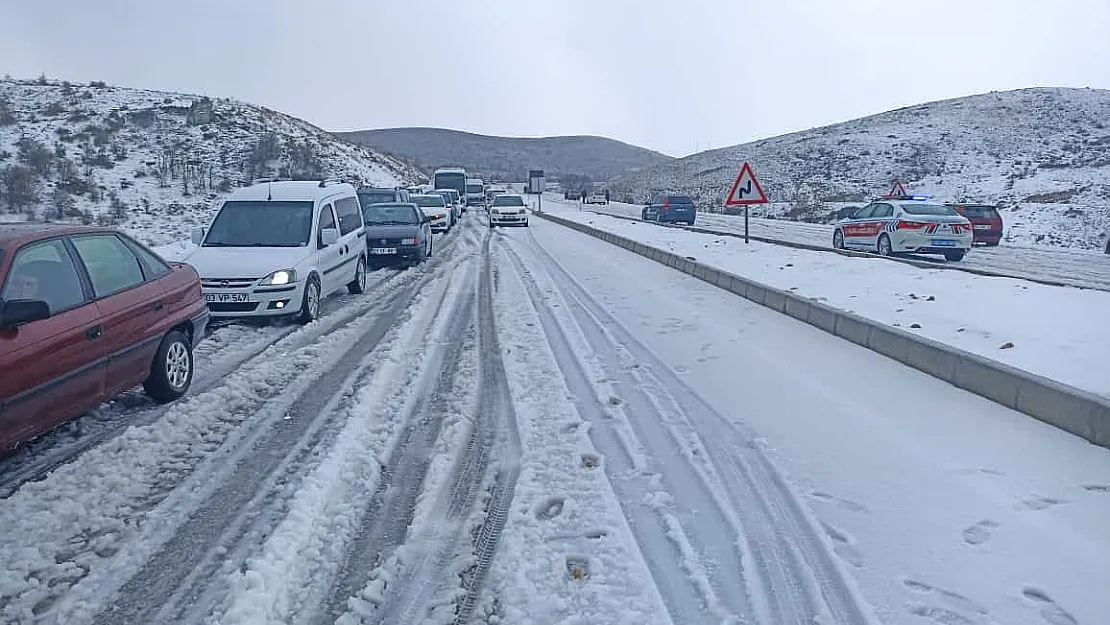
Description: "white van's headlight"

(262, 269), (296, 285)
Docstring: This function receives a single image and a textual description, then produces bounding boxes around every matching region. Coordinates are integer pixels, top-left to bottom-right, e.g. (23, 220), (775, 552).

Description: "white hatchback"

(411, 194), (453, 232)
(185, 180), (368, 323)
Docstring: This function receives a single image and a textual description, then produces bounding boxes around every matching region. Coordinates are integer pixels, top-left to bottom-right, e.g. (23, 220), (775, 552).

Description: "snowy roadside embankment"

(538, 206), (1110, 398)
(478, 239), (670, 625)
(151, 239), (196, 262)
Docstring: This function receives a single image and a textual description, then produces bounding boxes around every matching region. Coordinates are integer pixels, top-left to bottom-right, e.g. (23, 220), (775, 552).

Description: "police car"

(832, 195), (973, 261)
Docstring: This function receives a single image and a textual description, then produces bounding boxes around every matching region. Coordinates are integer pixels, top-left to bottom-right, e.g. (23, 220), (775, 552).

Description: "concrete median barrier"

(533, 210), (1110, 450)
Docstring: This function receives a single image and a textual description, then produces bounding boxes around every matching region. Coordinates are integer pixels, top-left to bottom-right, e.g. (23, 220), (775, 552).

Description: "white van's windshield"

(203, 201), (314, 247)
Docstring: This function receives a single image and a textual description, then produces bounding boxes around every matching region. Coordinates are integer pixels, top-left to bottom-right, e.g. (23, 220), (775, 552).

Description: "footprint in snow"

(955, 467), (1004, 477)
(580, 453), (600, 470)
(1020, 496), (1068, 511)
(1081, 484), (1110, 493)
(809, 491), (869, 513)
(962, 519), (999, 546)
(903, 578), (991, 625)
(819, 521), (863, 568)
(1022, 586), (1078, 625)
(565, 556), (591, 581)
(535, 496), (566, 521)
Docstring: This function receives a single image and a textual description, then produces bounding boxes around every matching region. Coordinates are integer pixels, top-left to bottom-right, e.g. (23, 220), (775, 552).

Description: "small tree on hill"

(1, 165), (40, 213)
(0, 97), (15, 126)
(51, 186), (74, 219)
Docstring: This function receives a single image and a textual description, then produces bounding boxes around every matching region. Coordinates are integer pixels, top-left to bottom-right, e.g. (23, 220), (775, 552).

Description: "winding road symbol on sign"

(725, 162), (768, 206)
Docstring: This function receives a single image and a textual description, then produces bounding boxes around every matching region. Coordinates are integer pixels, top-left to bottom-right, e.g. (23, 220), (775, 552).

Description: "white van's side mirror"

(320, 227), (340, 247)
(190, 227), (205, 245)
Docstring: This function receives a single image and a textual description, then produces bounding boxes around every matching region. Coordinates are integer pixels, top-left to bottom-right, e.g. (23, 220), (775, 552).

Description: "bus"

(433, 167), (468, 210)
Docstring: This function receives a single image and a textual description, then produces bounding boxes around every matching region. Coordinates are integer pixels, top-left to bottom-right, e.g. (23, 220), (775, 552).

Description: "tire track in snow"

(515, 226), (882, 625)
(0, 266), (407, 499)
(2, 228), (478, 625)
(500, 238), (739, 625)
(83, 252), (468, 625)
(447, 232), (522, 625)
(312, 263), (479, 625)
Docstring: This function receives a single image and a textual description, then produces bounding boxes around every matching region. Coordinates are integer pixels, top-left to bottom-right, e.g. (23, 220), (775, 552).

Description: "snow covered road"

(540, 201), (1110, 398)
(568, 197), (1110, 291)
(488, 217), (1110, 625)
(4, 211), (1110, 625)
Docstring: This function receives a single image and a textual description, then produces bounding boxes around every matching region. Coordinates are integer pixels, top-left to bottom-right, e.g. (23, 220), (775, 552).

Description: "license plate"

(205, 293), (248, 303)
(931, 239), (956, 247)
(370, 247), (397, 255)
(974, 224), (990, 230)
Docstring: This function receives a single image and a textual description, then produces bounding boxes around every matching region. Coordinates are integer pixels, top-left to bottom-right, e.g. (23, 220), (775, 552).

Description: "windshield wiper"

(369, 220), (415, 226)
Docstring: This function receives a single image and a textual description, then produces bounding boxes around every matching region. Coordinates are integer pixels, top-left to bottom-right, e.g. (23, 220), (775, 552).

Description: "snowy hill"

(606, 88), (1110, 251)
(0, 78), (420, 247)
(337, 127), (673, 182)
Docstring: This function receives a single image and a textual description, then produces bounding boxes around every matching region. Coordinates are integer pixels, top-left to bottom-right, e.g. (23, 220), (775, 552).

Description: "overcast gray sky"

(3, 0), (1108, 156)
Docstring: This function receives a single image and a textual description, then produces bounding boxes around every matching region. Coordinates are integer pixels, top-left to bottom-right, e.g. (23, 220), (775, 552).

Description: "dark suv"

(643, 194), (696, 225)
(357, 187), (410, 207)
(947, 203), (1003, 246)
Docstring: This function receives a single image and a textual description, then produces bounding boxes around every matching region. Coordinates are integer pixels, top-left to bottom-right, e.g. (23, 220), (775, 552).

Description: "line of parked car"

(0, 177), (474, 454)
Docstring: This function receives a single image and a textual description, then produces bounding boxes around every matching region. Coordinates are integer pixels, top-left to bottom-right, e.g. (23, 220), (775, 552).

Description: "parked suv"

(0, 224), (208, 453)
(185, 180), (368, 324)
(642, 194), (696, 225)
(947, 203), (1003, 246)
(356, 187), (410, 206)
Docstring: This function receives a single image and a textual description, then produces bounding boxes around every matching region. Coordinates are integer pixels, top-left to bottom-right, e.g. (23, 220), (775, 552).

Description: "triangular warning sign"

(888, 181), (908, 197)
(724, 162), (768, 206)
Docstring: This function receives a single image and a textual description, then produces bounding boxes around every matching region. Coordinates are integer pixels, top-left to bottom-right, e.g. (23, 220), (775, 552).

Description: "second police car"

(832, 195), (973, 261)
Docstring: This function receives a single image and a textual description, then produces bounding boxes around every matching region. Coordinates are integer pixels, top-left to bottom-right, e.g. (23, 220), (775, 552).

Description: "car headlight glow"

(402, 237), (419, 245)
(262, 269), (296, 285)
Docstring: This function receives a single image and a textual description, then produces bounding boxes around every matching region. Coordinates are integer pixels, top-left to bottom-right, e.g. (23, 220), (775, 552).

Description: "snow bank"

(541, 206), (1110, 398)
(151, 239), (196, 261)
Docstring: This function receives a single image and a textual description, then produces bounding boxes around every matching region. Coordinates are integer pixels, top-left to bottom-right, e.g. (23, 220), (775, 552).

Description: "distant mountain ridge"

(605, 88), (1110, 251)
(336, 127), (673, 182)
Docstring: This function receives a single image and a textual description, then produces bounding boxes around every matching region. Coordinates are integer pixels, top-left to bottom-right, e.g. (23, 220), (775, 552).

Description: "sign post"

(724, 162), (769, 244)
(528, 169), (545, 213)
(887, 181), (908, 198)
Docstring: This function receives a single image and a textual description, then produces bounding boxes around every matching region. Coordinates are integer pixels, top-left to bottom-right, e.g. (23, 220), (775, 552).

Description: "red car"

(0, 224), (209, 453)
(948, 203), (1003, 246)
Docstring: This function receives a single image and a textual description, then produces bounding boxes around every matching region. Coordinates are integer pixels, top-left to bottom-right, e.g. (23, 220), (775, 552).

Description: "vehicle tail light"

(896, 221), (929, 230)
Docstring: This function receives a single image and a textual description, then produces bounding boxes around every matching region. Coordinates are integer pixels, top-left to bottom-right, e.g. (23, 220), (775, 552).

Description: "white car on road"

(488, 193), (529, 227)
(412, 194), (453, 232)
(833, 196), (973, 261)
(185, 180), (368, 323)
(585, 190), (609, 205)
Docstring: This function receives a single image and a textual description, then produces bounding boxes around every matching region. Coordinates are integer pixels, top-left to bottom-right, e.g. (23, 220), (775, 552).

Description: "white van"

(465, 178), (486, 208)
(185, 180), (368, 323)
